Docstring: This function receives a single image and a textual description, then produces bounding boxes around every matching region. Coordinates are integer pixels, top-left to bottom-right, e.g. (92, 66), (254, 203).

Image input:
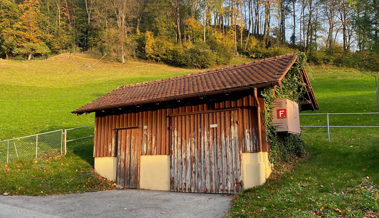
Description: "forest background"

(0, 0), (378, 70)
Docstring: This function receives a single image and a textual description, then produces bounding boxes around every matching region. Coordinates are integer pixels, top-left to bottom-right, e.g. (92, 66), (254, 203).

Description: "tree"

(108, 0), (137, 63)
(14, 0), (51, 60)
(0, 0), (19, 59)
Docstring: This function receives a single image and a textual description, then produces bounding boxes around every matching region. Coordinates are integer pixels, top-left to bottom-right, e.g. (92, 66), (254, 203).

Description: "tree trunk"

(203, 3), (207, 43)
(306, 0), (313, 52)
(175, 0), (181, 44)
(28, 53), (32, 61)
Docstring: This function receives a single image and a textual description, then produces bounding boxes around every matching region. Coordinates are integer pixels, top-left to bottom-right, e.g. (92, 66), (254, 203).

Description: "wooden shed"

(72, 54), (318, 194)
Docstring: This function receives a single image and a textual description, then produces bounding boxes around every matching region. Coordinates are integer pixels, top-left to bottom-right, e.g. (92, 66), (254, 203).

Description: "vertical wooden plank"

(200, 113), (204, 192)
(175, 116), (180, 192)
(138, 114), (143, 188)
(225, 110), (232, 193)
(172, 110), (178, 191)
(113, 115), (120, 157)
(102, 116), (108, 157)
(209, 112), (214, 193)
(116, 130), (120, 185)
(130, 129), (135, 188)
(166, 108), (172, 155)
(199, 114), (203, 192)
(152, 110), (157, 155)
(190, 114), (195, 193)
(109, 115), (113, 156)
(142, 111), (147, 155)
(220, 111), (225, 193)
(147, 110), (152, 155)
(169, 116), (174, 191)
(119, 129), (125, 187)
(99, 116), (103, 157)
(237, 111), (243, 193)
(216, 111), (222, 193)
(126, 113), (131, 127)
(131, 129), (136, 188)
(104, 116), (108, 157)
(204, 113), (209, 192)
(236, 110), (242, 193)
(181, 112), (186, 192)
(94, 116), (99, 157)
(125, 129), (130, 188)
(177, 115), (182, 192)
(230, 111), (236, 193)
(187, 113), (192, 192)
(161, 109), (165, 155)
(157, 109), (162, 155)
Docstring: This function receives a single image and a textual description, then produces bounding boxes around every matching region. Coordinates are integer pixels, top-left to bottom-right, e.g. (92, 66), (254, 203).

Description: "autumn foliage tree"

(0, 0), (378, 70)
(12, 0), (51, 60)
(0, 0), (19, 59)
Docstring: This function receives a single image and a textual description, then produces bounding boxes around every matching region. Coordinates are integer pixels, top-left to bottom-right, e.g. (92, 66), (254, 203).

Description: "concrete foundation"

(140, 155), (170, 191)
(94, 157), (117, 181)
(242, 152), (271, 189)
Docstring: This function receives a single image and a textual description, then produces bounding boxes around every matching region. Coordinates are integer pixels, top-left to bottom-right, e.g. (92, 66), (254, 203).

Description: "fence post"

(64, 129), (67, 155)
(327, 113), (330, 141)
(7, 140), (9, 164)
(60, 129), (63, 156)
(375, 76), (379, 112)
(35, 134), (38, 159)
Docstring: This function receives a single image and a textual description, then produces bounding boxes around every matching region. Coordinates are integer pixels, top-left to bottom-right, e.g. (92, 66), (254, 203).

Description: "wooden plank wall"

(93, 95), (265, 157)
(170, 110), (243, 194)
(116, 128), (140, 188)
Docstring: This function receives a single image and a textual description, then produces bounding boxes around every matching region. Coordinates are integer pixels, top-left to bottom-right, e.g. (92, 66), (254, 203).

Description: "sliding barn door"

(170, 110), (242, 194)
(116, 128), (140, 189)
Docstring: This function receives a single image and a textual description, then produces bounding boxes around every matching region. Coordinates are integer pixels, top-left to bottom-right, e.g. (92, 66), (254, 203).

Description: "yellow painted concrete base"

(242, 152), (272, 189)
(94, 157), (117, 181)
(140, 155), (170, 191)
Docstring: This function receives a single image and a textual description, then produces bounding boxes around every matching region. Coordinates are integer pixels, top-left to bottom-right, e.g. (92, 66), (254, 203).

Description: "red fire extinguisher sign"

(277, 109), (287, 119)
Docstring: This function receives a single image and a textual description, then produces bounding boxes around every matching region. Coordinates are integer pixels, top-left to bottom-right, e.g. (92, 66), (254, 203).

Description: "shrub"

(246, 37), (296, 59)
(340, 51), (379, 72)
(188, 43), (216, 68)
(166, 45), (190, 66)
(137, 31), (229, 68)
(208, 40), (232, 65)
(308, 50), (334, 65)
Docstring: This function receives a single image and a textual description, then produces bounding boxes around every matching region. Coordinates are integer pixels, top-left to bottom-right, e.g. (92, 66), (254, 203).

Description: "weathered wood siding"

(116, 128), (140, 188)
(170, 110), (242, 194)
(94, 94), (267, 158)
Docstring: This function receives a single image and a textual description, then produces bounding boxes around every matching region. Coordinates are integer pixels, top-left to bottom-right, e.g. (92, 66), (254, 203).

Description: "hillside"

(0, 53), (251, 140)
(1, 53), (379, 216)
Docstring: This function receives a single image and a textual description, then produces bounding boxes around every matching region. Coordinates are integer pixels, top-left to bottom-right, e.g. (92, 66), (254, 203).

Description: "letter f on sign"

(277, 109), (287, 119)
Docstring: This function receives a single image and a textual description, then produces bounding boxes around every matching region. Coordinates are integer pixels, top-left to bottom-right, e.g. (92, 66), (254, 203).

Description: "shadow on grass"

(70, 138), (95, 166)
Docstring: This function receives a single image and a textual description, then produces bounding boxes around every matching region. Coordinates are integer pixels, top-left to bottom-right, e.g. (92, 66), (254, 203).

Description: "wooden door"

(170, 110), (242, 194)
(116, 128), (140, 189)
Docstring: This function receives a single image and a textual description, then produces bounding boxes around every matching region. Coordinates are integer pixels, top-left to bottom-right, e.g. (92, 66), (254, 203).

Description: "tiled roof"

(73, 54), (301, 114)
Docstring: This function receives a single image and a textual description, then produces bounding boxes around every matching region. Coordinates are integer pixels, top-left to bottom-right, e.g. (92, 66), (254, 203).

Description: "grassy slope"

(0, 53), (251, 195)
(228, 65), (379, 217)
(0, 54), (203, 140)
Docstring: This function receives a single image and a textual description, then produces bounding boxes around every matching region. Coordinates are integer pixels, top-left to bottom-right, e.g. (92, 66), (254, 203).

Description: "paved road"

(0, 190), (233, 218)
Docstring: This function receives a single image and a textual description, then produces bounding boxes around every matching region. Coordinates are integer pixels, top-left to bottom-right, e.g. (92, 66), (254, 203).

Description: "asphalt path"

(0, 190), (233, 218)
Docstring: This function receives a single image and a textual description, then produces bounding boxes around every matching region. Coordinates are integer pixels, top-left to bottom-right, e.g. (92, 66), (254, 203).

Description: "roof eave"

(72, 81), (281, 114)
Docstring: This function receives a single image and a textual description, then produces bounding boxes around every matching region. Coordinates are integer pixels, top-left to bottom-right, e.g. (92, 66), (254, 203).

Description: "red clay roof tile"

(73, 54), (308, 113)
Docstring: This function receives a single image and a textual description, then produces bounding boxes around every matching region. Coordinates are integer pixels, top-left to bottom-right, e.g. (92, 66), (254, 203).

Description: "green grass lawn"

(1, 53), (379, 217)
(228, 65), (379, 217)
(0, 53), (251, 195)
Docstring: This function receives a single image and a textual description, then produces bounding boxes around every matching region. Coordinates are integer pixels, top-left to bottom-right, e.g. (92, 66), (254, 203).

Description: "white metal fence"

(300, 112), (379, 141)
(0, 125), (94, 164)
